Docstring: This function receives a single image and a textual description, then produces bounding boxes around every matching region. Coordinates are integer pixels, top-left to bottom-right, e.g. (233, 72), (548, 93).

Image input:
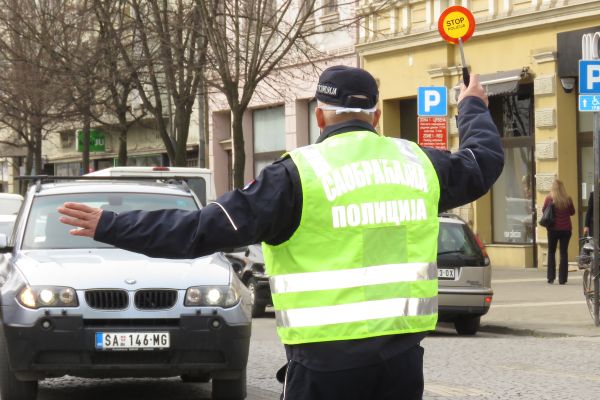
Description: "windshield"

(22, 192), (198, 250)
(437, 221), (481, 258)
(0, 198), (22, 215)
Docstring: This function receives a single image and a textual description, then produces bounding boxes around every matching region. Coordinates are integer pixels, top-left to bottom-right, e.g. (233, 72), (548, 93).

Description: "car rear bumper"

(3, 315), (251, 380)
(438, 287), (493, 321)
(253, 277), (272, 305)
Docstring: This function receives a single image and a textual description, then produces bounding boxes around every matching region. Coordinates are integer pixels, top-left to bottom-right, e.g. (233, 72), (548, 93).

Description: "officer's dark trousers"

(280, 344), (424, 400)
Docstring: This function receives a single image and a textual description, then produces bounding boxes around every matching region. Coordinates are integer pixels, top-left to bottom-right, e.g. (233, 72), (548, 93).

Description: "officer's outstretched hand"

(57, 203), (103, 238)
(458, 74), (488, 107)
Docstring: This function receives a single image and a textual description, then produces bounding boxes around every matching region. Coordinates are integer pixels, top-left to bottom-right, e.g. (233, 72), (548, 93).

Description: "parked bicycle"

(577, 236), (598, 320)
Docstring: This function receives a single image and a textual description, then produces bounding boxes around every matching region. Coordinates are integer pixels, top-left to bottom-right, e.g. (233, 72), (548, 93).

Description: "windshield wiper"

(437, 250), (465, 256)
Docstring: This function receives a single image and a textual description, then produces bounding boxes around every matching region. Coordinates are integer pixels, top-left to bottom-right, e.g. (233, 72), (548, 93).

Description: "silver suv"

(437, 213), (493, 335)
(0, 178), (251, 400)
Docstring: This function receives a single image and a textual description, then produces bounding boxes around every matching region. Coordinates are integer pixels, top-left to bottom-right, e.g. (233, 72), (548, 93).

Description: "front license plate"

(95, 332), (170, 351)
(437, 268), (456, 280)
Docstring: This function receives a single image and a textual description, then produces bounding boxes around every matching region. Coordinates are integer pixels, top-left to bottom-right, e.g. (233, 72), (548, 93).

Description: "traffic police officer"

(59, 66), (503, 400)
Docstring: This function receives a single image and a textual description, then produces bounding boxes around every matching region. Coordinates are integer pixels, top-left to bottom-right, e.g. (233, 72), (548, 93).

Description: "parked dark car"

(227, 213), (493, 335)
(225, 245), (272, 317)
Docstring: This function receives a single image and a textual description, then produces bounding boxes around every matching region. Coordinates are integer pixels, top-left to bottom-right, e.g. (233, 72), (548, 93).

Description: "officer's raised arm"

(421, 73), (504, 212)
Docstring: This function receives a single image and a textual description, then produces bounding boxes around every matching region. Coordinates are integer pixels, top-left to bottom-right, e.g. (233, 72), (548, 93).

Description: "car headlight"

(185, 278), (242, 308)
(18, 286), (78, 309)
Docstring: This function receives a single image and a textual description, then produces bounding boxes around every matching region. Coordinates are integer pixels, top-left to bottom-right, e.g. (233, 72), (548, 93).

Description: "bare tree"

(94, 0), (208, 167)
(0, 0), (71, 176)
(199, 0), (364, 188)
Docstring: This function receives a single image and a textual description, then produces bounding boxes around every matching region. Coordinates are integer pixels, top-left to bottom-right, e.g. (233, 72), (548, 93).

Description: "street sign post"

(579, 95), (600, 112)
(580, 36), (600, 328)
(417, 87), (448, 117)
(438, 6), (476, 86)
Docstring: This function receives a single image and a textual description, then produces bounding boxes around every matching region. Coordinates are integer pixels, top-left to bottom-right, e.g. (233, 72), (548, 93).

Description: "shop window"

(578, 111), (593, 230)
(127, 154), (163, 167)
(490, 84), (535, 244)
(55, 162), (82, 177)
(253, 106), (285, 176)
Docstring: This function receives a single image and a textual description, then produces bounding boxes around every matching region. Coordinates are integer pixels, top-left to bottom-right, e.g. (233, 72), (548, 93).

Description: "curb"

(479, 324), (573, 338)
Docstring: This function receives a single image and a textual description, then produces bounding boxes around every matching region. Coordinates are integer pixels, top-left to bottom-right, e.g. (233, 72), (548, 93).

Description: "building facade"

(207, 1), (358, 195)
(356, 0), (600, 268)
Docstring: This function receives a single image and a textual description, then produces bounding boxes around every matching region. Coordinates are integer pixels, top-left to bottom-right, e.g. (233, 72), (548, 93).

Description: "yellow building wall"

(362, 15), (599, 268)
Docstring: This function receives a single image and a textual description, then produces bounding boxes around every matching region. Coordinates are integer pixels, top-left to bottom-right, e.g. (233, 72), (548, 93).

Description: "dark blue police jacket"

(96, 96), (504, 371)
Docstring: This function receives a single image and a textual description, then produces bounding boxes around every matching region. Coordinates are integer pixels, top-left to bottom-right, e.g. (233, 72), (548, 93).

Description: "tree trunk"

(173, 109), (191, 167)
(81, 112), (90, 174)
(34, 127), (42, 175)
(231, 108), (246, 189)
(118, 130), (127, 166)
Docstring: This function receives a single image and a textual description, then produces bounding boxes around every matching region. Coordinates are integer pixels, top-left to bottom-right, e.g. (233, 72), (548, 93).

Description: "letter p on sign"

(587, 65), (600, 91)
(579, 60), (600, 94)
(418, 87), (448, 117)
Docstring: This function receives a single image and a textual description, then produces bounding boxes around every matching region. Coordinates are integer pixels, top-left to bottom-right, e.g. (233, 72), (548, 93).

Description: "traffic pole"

(594, 110), (600, 326)
(458, 38), (470, 87)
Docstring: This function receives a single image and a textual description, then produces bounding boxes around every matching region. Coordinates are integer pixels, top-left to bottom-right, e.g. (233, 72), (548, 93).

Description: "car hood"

(14, 249), (231, 289)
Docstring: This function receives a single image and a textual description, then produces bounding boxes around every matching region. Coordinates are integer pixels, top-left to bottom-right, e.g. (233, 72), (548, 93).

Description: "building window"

(308, 99), (319, 144)
(323, 0), (337, 13)
(253, 106), (285, 175)
(490, 84), (535, 244)
(60, 132), (74, 149)
(300, 0), (314, 18)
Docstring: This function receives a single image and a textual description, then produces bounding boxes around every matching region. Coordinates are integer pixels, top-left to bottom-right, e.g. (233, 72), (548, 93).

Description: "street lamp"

(559, 77), (576, 93)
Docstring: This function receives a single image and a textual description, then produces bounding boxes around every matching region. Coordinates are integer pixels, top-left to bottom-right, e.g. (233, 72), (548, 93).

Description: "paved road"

(37, 316), (600, 399)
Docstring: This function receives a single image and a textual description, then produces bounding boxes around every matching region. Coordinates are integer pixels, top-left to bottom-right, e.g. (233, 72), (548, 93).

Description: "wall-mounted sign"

(418, 117), (447, 150)
(417, 86), (448, 117)
(76, 129), (106, 152)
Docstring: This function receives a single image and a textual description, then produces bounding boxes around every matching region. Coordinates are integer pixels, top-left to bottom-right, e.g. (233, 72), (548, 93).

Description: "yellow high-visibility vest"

(263, 131), (441, 345)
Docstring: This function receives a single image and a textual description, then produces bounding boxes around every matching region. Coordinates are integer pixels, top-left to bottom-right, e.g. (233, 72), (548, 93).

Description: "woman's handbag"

(539, 201), (555, 228)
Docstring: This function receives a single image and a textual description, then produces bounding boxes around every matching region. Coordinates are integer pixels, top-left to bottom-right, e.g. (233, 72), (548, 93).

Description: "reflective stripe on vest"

(262, 131), (441, 345)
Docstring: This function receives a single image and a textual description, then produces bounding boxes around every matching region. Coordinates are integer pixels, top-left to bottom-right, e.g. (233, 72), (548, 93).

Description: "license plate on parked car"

(95, 332), (170, 350)
(437, 268), (456, 280)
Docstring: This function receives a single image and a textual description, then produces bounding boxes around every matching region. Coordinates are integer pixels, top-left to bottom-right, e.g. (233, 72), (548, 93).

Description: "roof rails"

(14, 175), (192, 193)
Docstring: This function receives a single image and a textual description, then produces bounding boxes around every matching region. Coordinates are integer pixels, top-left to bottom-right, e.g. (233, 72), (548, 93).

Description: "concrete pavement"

(480, 267), (600, 337)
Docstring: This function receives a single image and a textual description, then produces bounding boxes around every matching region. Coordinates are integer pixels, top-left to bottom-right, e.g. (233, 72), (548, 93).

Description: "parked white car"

(0, 193), (23, 237)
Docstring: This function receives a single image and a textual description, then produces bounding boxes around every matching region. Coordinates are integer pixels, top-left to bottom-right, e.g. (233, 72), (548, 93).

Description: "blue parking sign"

(579, 60), (600, 94)
(418, 87), (447, 117)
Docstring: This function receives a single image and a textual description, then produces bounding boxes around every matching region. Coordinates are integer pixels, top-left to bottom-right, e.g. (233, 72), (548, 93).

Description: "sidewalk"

(480, 267), (600, 337)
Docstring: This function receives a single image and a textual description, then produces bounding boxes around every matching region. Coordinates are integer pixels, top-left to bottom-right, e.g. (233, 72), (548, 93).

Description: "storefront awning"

(454, 67), (531, 97)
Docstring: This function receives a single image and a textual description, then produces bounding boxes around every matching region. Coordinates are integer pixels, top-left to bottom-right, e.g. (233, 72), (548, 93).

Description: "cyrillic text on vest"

(321, 159), (428, 202)
(332, 199), (428, 228)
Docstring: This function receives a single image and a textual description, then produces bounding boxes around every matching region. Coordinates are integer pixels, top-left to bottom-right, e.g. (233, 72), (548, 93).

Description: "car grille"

(134, 290), (177, 310)
(85, 290), (129, 310)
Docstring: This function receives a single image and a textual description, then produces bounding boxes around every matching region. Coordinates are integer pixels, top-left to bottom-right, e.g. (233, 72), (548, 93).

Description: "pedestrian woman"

(543, 179), (575, 284)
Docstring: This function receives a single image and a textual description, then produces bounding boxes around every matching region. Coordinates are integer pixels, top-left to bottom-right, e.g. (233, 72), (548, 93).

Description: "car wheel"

(181, 371), (211, 383)
(454, 316), (480, 335)
(248, 278), (266, 318)
(212, 369), (246, 400)
(0, 326), (37, 400)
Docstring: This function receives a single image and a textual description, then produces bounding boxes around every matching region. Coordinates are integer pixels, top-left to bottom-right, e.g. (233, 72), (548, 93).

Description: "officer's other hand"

(458, 74), (488, 107)
(57, 202), (103, 238)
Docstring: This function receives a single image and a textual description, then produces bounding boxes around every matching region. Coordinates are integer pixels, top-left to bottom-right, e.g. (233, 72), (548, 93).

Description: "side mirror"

(0, 234), (13, 253)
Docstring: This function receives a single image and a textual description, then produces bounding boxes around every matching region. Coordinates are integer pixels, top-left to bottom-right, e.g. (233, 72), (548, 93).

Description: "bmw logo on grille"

(125, 279), (137, 285)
